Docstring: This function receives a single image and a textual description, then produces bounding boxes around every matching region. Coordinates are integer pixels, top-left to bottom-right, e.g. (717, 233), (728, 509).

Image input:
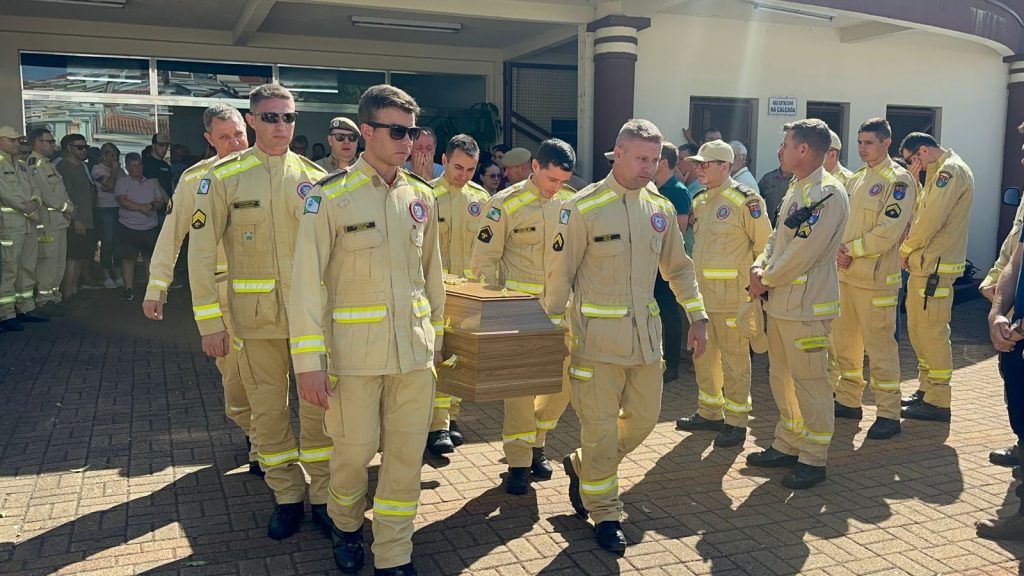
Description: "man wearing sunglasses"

(316, 116), (360, 173)
(188, 83), (332, 542)
(144, 103), (260, 476)
(898, 132), (974, 423)
(676, 139), (771, 449)
(289, 84), (444, 576)
(27, 128), (74, 316)
(426, 134), (489, 458)
(0, 125), (42, 333)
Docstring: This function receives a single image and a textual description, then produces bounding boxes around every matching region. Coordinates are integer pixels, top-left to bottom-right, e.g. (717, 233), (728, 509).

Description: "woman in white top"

(91, 143), (127, 288)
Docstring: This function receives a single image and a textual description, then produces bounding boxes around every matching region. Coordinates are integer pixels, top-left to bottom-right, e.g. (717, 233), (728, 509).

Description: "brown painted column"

(588, 15), (650, 180)
(998, 57), (1024, 246)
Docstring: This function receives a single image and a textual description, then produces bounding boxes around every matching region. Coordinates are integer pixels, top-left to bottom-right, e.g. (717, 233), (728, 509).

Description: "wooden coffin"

(437, 281), (568, 402)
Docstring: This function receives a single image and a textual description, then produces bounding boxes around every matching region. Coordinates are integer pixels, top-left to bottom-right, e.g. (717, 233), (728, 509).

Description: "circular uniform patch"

(297, 182), (313, 199)
(716, 205), (731, 220)
(468, 202), (481, 217)
(650, 212), (667, 232)
(869, 183), (883, 196)
(409, 199), (428, 223)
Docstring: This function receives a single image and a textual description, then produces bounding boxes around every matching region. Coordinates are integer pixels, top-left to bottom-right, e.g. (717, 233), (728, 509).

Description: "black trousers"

(654, 274), (683, 371)
(999, 340), (1024, 508)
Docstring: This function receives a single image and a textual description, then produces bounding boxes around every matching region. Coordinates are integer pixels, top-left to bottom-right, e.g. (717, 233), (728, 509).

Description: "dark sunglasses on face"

(698, 161), (725, 169)
(364, 121), (422, 141)
(258, 112), (298, 124)
(331, 132), (359, 143)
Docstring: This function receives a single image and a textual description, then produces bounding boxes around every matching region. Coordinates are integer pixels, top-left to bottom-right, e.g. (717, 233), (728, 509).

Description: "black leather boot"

(267, 502), (304, 540)
(332, 525), (365, 574)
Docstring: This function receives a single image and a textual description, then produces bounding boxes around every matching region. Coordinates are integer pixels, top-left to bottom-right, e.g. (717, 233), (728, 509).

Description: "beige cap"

(502, 147), (531, 167)
(736, 297), (768, 354)
(685, 139), (735, 164)
(0, 125), (23, 139)
(829, 130), (842, 151)
(604, 150), (615, 161)
(329, 116), (359, 133)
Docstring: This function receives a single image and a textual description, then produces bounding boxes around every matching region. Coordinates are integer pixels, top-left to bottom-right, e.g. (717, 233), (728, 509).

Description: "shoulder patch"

(315, 168), (349, 188)
(745, 198), (762, 219)
(936, 171), (952, 188)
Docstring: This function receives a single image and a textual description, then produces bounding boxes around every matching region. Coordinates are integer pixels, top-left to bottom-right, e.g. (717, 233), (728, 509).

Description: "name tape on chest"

(344, 221), (375, 233)
(232, 200), (260, 209)
(593, 233), (621, 242)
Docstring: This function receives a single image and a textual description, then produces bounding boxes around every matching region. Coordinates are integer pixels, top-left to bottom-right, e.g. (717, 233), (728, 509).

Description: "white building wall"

(635, 13), (1009, 270)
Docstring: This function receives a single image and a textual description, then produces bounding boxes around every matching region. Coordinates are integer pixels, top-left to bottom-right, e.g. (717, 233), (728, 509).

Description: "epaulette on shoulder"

(854, 165), (867, 175)
(644, 187), (674, 211)
(466, 180), (489, 197)
(734, 183), (756, 197)
(297, 154), (325, 174)
(691, 188), (707, 201)
(27, 156), (37, 166)
(561, 183), (577, 194)
(181, 157), (216, 183)
(315, 167), (349, 188)
(403, 168), (431, 188)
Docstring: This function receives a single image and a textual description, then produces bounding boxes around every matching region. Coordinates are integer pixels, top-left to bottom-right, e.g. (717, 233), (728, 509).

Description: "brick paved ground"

(1, 287), (1023, 575)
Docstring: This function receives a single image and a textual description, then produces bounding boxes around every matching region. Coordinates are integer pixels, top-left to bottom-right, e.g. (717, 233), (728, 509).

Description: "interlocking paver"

(2, 289), (1024, 574)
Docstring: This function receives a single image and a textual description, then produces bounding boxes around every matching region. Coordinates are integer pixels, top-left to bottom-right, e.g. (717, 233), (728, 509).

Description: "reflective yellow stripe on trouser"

(905, 275), (954, 408)
(766, 317), (833, 467)
(693, 312), (754, 426)
(325, 369), (434, 569)
(0, 233), (37, 319)
(567, 359), (662, 523)
(503, 368), (573, 467)
(832, 285), (902, 418)
(237, 338), (330, 505)
(34, 226), (65, 306)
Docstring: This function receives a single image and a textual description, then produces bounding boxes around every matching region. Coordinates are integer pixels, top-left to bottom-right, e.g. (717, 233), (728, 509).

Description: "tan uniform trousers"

(503, 356), (572, 467)
(693, 311), (753, 426)
(238, 338), (330, 504)
(766, 317), (834, 467)
(35, 229), (66, 305)
(566, 359), (661, 524)
(833, 285), (902, 419)
(325, 368), (434, 570)
(215, 281), (255, 460)
(429, 395), (462, 432)
(0, 231), (37, 320)
(906, 274), (955, 408)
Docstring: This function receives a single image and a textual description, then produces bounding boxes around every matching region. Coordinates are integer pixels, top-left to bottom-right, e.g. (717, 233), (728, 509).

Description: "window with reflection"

(156, 59), (271, 99)
(24, 99), (156, 156)
(279, 66), (385, 105)
(21, 52), (149, 95)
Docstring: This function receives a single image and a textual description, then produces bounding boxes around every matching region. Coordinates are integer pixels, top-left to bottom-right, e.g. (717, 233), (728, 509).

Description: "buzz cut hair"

(900, 132), (940, 154)
(203, 103), (243, 132)
(616, 119), (663, 147)
(445, 134), (480, 159)
(249, 83), (294, 112)
(358, 84), (420, 125)
(782, 118), (831, 156)
(27, 127), (52, 147)
(858, 117), (892, 142)
(536, 138), (576, 172)
(124, 152), (143, 166)
(660, 141), (679, 169)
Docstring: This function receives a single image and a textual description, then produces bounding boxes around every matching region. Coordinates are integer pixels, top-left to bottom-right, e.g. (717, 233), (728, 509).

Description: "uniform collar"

(705, 177), (735, 197)
(436, 172), (465, 194)
(351, 155), (409, 189)
(605, 171), (647, 196)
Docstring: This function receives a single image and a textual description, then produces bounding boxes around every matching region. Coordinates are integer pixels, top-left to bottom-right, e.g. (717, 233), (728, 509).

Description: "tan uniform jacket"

(543, 174), (708, 365)
(691, 178), (772, 313)
(145, 157), (228, 302)
(469, 177), (574, 295)
(188, 147), (326, 339)
(841, 158), (917, 290)
(754, 167), (849, 321)
(288, 157), (445, 376)
(433, 175), (489, 278)
(27, 152), (73, 232)
(830, 163), (854, 188)
(899, 150), (974, 278)
(981, 198), (1024, 288)
(0, 154), (40, 235)
(315, 155), (350, 173)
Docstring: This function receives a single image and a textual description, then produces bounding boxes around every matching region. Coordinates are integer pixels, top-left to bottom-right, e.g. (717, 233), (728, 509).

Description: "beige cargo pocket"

(580, 298), (633, 358)
(324, 375), (344, 440)
(331, 292), (391, 369)
(587, 238), (624, 284)
(230, 278), (280, 331)
(917, 282), (953, 324)
(230, 208), (266, 256)
(410, 291), (433, 364)
(646, 300), (663, 352)
(870, 294), (898, 334)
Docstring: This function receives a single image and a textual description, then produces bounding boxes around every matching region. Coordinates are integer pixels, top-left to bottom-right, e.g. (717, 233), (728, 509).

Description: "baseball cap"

(685, 139), (735, 164)
(604, 150), (615, 161)
(152, 133), (170, 145)
(829, 130), (842, 151)
(0, 125), (23, 139)
(329, 116), (359, 134)
(502, 147), (531, 168)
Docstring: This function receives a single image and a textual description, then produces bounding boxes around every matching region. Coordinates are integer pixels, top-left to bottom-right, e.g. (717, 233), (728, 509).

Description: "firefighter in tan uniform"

(142, 105), (258, 474)
(426, 134), (488, 457)
(747, 119), (849, 490)
(676, 140), (771, 447)
(825, 130), (853, 187)
(469, 138), (577, 495)
(897, 133), (974, 422)
(544, 119), (709, 552)
(0, 126), (43, 332)
(27, 129), (73, 310)
(289, 84), (443, 576)
(187, 84), (331, 541)
(832, 119), (916, 440)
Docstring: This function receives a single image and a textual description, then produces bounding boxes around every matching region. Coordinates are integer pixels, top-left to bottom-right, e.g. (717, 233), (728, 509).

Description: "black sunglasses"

(258, 112), (298, 124)
(70, 144), (88, 150)
(331, 133), (359, 143)
(364, 121), (421, 141)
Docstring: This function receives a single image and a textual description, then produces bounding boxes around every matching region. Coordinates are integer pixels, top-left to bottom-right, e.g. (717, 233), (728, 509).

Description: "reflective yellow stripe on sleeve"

(813, 301), (840, 316)
(412, 296), (431, 318)
(569, 365), (593, 381)
(289, 335), (327, 355)
(682, 298), (705, 313)
(702, 269), (738, 280)
(147, 276), (170, 291)
(333, 305), (387, 323)
(193, 303), (223, 320)
(505, 279), (544, 295)
(647, 300), (660, 317)
(432, 320), (444, 336)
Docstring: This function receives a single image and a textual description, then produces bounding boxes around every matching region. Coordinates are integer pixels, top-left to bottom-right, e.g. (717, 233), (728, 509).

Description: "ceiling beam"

(296, 0), (594, 25)
(839, 21), (909, 44)
(502, 25), (577, 61)
(234, 0), (277, 46)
